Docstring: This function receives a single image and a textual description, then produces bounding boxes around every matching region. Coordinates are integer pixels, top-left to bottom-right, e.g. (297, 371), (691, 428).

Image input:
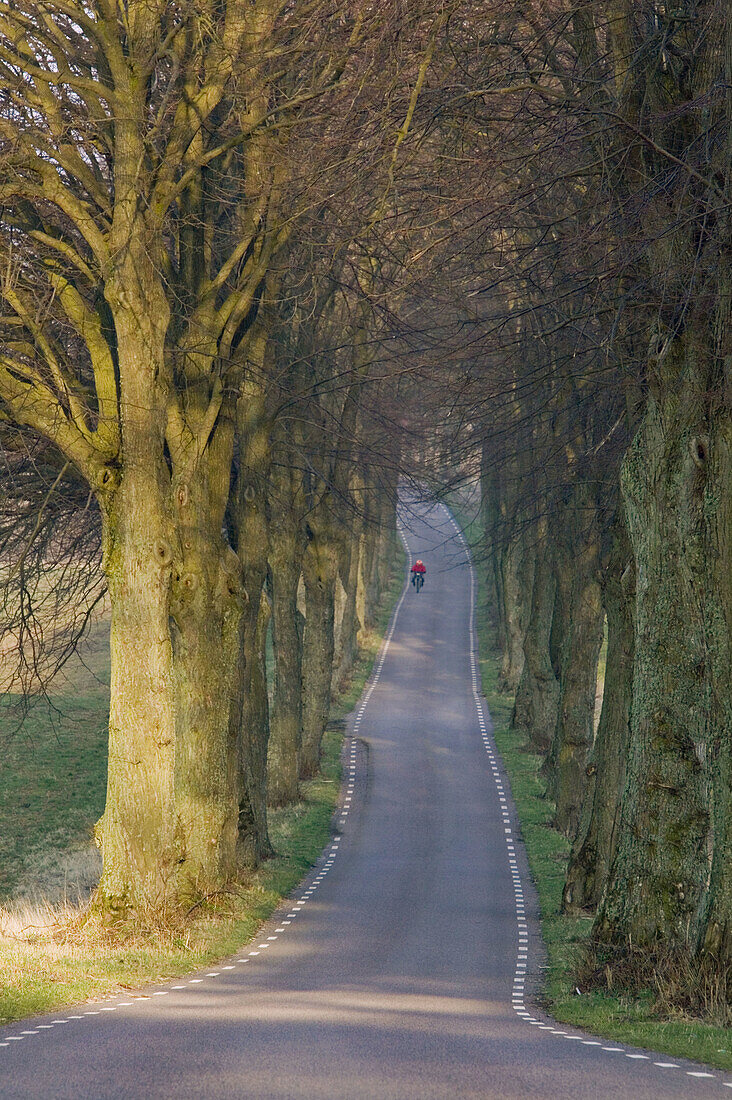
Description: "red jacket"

(411, 561), (426, 574)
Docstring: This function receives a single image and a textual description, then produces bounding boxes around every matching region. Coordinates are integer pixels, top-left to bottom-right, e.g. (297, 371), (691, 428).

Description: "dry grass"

(11, 844), (102, 907)
(578, 940), (732, 1028)
(0, 897), (88, 944)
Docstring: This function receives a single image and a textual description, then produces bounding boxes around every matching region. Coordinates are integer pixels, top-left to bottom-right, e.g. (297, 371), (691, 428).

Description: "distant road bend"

(0, 501), (727, 1098)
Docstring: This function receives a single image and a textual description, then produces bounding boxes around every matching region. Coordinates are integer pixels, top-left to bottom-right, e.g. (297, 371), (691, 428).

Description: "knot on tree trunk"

(178, 571), (199, 594)
(96, 464), (120, 493)
(153, 539), (173, 567)
(689, 435), (709, 471)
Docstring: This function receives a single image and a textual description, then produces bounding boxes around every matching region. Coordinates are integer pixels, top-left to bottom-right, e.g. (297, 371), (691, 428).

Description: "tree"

(0, 0), (424, 912)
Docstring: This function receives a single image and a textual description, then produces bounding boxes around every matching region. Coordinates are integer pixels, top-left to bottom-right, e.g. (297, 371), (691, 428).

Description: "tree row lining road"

(0, 501), (727, 1098)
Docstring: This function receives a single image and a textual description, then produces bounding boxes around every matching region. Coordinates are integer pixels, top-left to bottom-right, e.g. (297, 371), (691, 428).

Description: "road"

(0, 501), (727, 1098)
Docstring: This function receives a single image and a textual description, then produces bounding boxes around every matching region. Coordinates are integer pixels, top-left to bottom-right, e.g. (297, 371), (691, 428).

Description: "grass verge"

(453, 498), (732, 1072)
(0, 545), (406, 1028)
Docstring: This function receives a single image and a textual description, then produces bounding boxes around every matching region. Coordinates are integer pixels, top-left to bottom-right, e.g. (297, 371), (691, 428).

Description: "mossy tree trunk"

(300, 519), (340, 779)
(563, 511), (634, 912)
(479, 441), (502, 637)
(98, 354), (180, 912)
(361, 485), (382, 630)
(336, 482), (364, 686)
(511, 517), (560, 754)
(594, 342), (717, 952)
(692, 13), (732, 983)
(547, 487), (604, 838)
(236, 589), (273, 865)
(335, 526), (361, 685)
(696, 400), (732, 975)
(97, 272), (243, 912)
(231, 337), (274, 866)
(497, 535), (532, 694)
(483, 446), (533, 696)
(375, 467), (399, 592)
(591, 0), (732, 965)
(267, 427), (306, 807)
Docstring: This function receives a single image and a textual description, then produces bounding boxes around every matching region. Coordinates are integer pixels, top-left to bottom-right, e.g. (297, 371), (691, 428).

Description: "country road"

(0, 502), (726, 1099)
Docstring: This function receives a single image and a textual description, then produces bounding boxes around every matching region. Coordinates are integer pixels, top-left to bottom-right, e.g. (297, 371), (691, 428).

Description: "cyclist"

(410, 559), (426, 590)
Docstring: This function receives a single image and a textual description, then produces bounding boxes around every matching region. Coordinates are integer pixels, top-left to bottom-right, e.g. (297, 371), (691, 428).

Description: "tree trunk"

(497, 536), (531, 694)
(696, 406), (732, 974)
(267, 482), (304, 808)
(549, 557), (569, 681)
(480, 442), (502, 636)
(511, 521), (559, 753)
(692, 38), (732, 982)
(236, 588), (273, 865)
(98, 473), (179, 914)
(336, 513), (363, 686)
(594, 361), (715, 952)
(589, 0), (732, 967)
(548, 494), (604, 839)
(331, 569), (348, 690)
(95, 294), (241, 913)
(267, 548), (304, 805)
(232, 356), (274, 866)
(300, 532), (339, 778)
(563, 513), (634, 913)
(376, 481), (398, 596)
(169, 516), (242, 897)
(360, 491), (381, 630)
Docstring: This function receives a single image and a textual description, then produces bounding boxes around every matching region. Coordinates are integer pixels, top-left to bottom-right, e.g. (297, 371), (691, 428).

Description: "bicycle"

(412, 572), (424, 592)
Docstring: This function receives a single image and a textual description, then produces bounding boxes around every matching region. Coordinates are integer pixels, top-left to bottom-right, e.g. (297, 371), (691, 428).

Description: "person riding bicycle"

(411, 559), (426, 588)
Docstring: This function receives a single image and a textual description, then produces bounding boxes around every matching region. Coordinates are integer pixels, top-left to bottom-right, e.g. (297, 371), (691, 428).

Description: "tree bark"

(548, 491), (604, 839)
(96, 288), (241, 911)
(336, 506), (363, 686)
(696, 406), (732, 974)
(376, 478), (399, 597)
(480, 442), (502, 637)
(236, 588), (273, 866)
(232, 350), (274, 866)
(99, 473), (179, 913)
(511, 520), (559, 754)
(594, 357), (716, 952)
(563, 513), (634, 913)
(497, 536), (532, 694)
(691, 17), (732, 983)
(360, 488), (381, 630)
(589, 0), (732, 979)
(300, 528), (339, 778)
(267, 440), (305, 806)
(267, 549), (304, 805)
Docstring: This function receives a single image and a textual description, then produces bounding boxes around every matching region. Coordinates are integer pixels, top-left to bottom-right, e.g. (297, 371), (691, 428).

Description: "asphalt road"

(1, 501), (728, 1099)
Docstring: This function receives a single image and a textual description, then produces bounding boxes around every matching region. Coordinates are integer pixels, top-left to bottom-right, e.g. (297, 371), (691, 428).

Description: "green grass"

(0, 624), (110, 902)
(0, 545), (406, 1026)
(452, 494), (732, 1072)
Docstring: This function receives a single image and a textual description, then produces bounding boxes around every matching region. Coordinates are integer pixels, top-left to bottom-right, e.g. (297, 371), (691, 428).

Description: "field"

(0, 621), (110, 905)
